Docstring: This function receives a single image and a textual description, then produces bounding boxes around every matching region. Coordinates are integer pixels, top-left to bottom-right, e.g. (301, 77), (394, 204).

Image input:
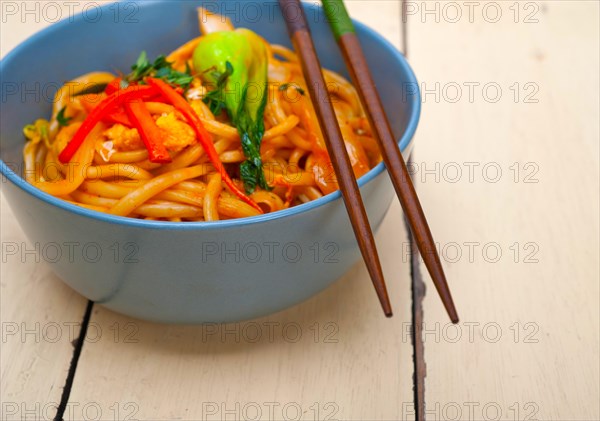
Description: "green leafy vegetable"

(203, 61), (234, 116)
(126, 51), (194, 90)
(279, 83), (305, 96)
(72, 83), (109, 96)
(56, 106), (72, 127)
(193, 29), (271, 193)
(23, 119), (51, 148)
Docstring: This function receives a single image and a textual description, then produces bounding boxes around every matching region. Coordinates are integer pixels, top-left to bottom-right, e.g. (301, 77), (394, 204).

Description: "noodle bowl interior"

(22, 9), (381, 222)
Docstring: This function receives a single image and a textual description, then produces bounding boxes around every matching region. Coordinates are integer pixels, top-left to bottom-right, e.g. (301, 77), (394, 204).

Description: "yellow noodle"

(71, 190), (118, 207)
(154, 144), (204, 175)
(80, 180), (135, 199)
(271, 44), (298, 62)
(192, 99), (217, 119)
(167, 36), (202, 68)
(263, 115), (299, 140)
(219, 150), (245, 163)
(108, 165), (211, 216)
(273, 171), (315, 187)
(135, 160), (164, 171)
(175, 181), (261, 218)
(22, 28), (380, 222)
(216, 197), (262, 219)
(265, 91), (289, 125)
(64, 200), (109, 212)
(95, 145), (149, 163)
(155, 189), (204, 207)
(250, 191), (285, 213)
(144, 102), (175, 115)
(203, 173), (222, 221)
(268, 60), (291, 84)
(28, 124), (102, 196)
(134, 202), (203, 218)
(23, 140), (40, 183)
(263, 135), (294, 149)
(43, 148), (63, 181)
(323, 69), (361, 115)
(86, 164), (153, 180)
(286, 128), (313, 151)
(297, 186), (323, 202)
(289, 148), (305, 166)
(50, 72), (115, 135)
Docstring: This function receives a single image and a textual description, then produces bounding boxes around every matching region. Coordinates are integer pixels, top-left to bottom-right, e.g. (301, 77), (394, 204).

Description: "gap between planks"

(405, 154), (427, 421)
(401, 2), (426, 419)
(53, 301), (93, 421)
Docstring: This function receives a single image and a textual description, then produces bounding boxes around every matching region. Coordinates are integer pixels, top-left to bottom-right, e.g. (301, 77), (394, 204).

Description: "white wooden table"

(1, 1), (598, 420)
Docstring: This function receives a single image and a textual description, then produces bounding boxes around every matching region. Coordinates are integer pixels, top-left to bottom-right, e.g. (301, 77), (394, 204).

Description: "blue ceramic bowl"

(0, 1), (420, 323)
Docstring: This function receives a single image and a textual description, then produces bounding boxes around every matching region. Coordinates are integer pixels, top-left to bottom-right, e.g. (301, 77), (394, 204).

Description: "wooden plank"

(407, 1), (600, 420)
(67, 201), (414, 421)
(0, 197), (89, 417)
(346, 0), (404, 51)
(65, 1), (416, 420)
(1, 3), (92, 420)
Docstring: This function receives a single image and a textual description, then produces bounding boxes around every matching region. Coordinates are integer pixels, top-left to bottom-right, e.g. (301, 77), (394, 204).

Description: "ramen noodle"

(22, 9), (381, 221)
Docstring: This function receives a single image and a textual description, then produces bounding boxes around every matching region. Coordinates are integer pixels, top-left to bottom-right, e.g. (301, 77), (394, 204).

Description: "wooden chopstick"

(322, 0), (459, 323)
(278, 0), (393, 317)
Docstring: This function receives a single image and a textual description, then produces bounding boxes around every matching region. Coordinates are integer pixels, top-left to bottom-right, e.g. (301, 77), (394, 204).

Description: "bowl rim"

(0, 0), (421, 231)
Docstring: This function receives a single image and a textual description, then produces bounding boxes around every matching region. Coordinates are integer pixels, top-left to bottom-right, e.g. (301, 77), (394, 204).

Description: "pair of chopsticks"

(278, 0), (459, 323)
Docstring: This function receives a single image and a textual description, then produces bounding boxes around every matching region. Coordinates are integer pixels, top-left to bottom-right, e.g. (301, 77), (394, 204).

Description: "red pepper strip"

(106, 77), (182, 96)
(80, 92), (132, 126)
(105, 77), (125, 95)
(108, 79), (171, 162)
(103, 109), (132, 127)
(58, 85), (159, 163)
(146, 77), (262, 213)
(125, 99), (172, 163)
(104, 78), (131, 126)
(79, 94), (104, 114)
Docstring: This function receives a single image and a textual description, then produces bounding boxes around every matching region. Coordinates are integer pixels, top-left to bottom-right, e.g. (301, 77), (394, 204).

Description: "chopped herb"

(126, 51), (194, 90)
(23, 119), (51, 148)
(72, 83), (109, 96)
(202, 61), (234, 116)
(279, 83), (305, 96)
(129, 51), (151, 81)
(238, 123), (269, 193)
(56, 106), (72, 127)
